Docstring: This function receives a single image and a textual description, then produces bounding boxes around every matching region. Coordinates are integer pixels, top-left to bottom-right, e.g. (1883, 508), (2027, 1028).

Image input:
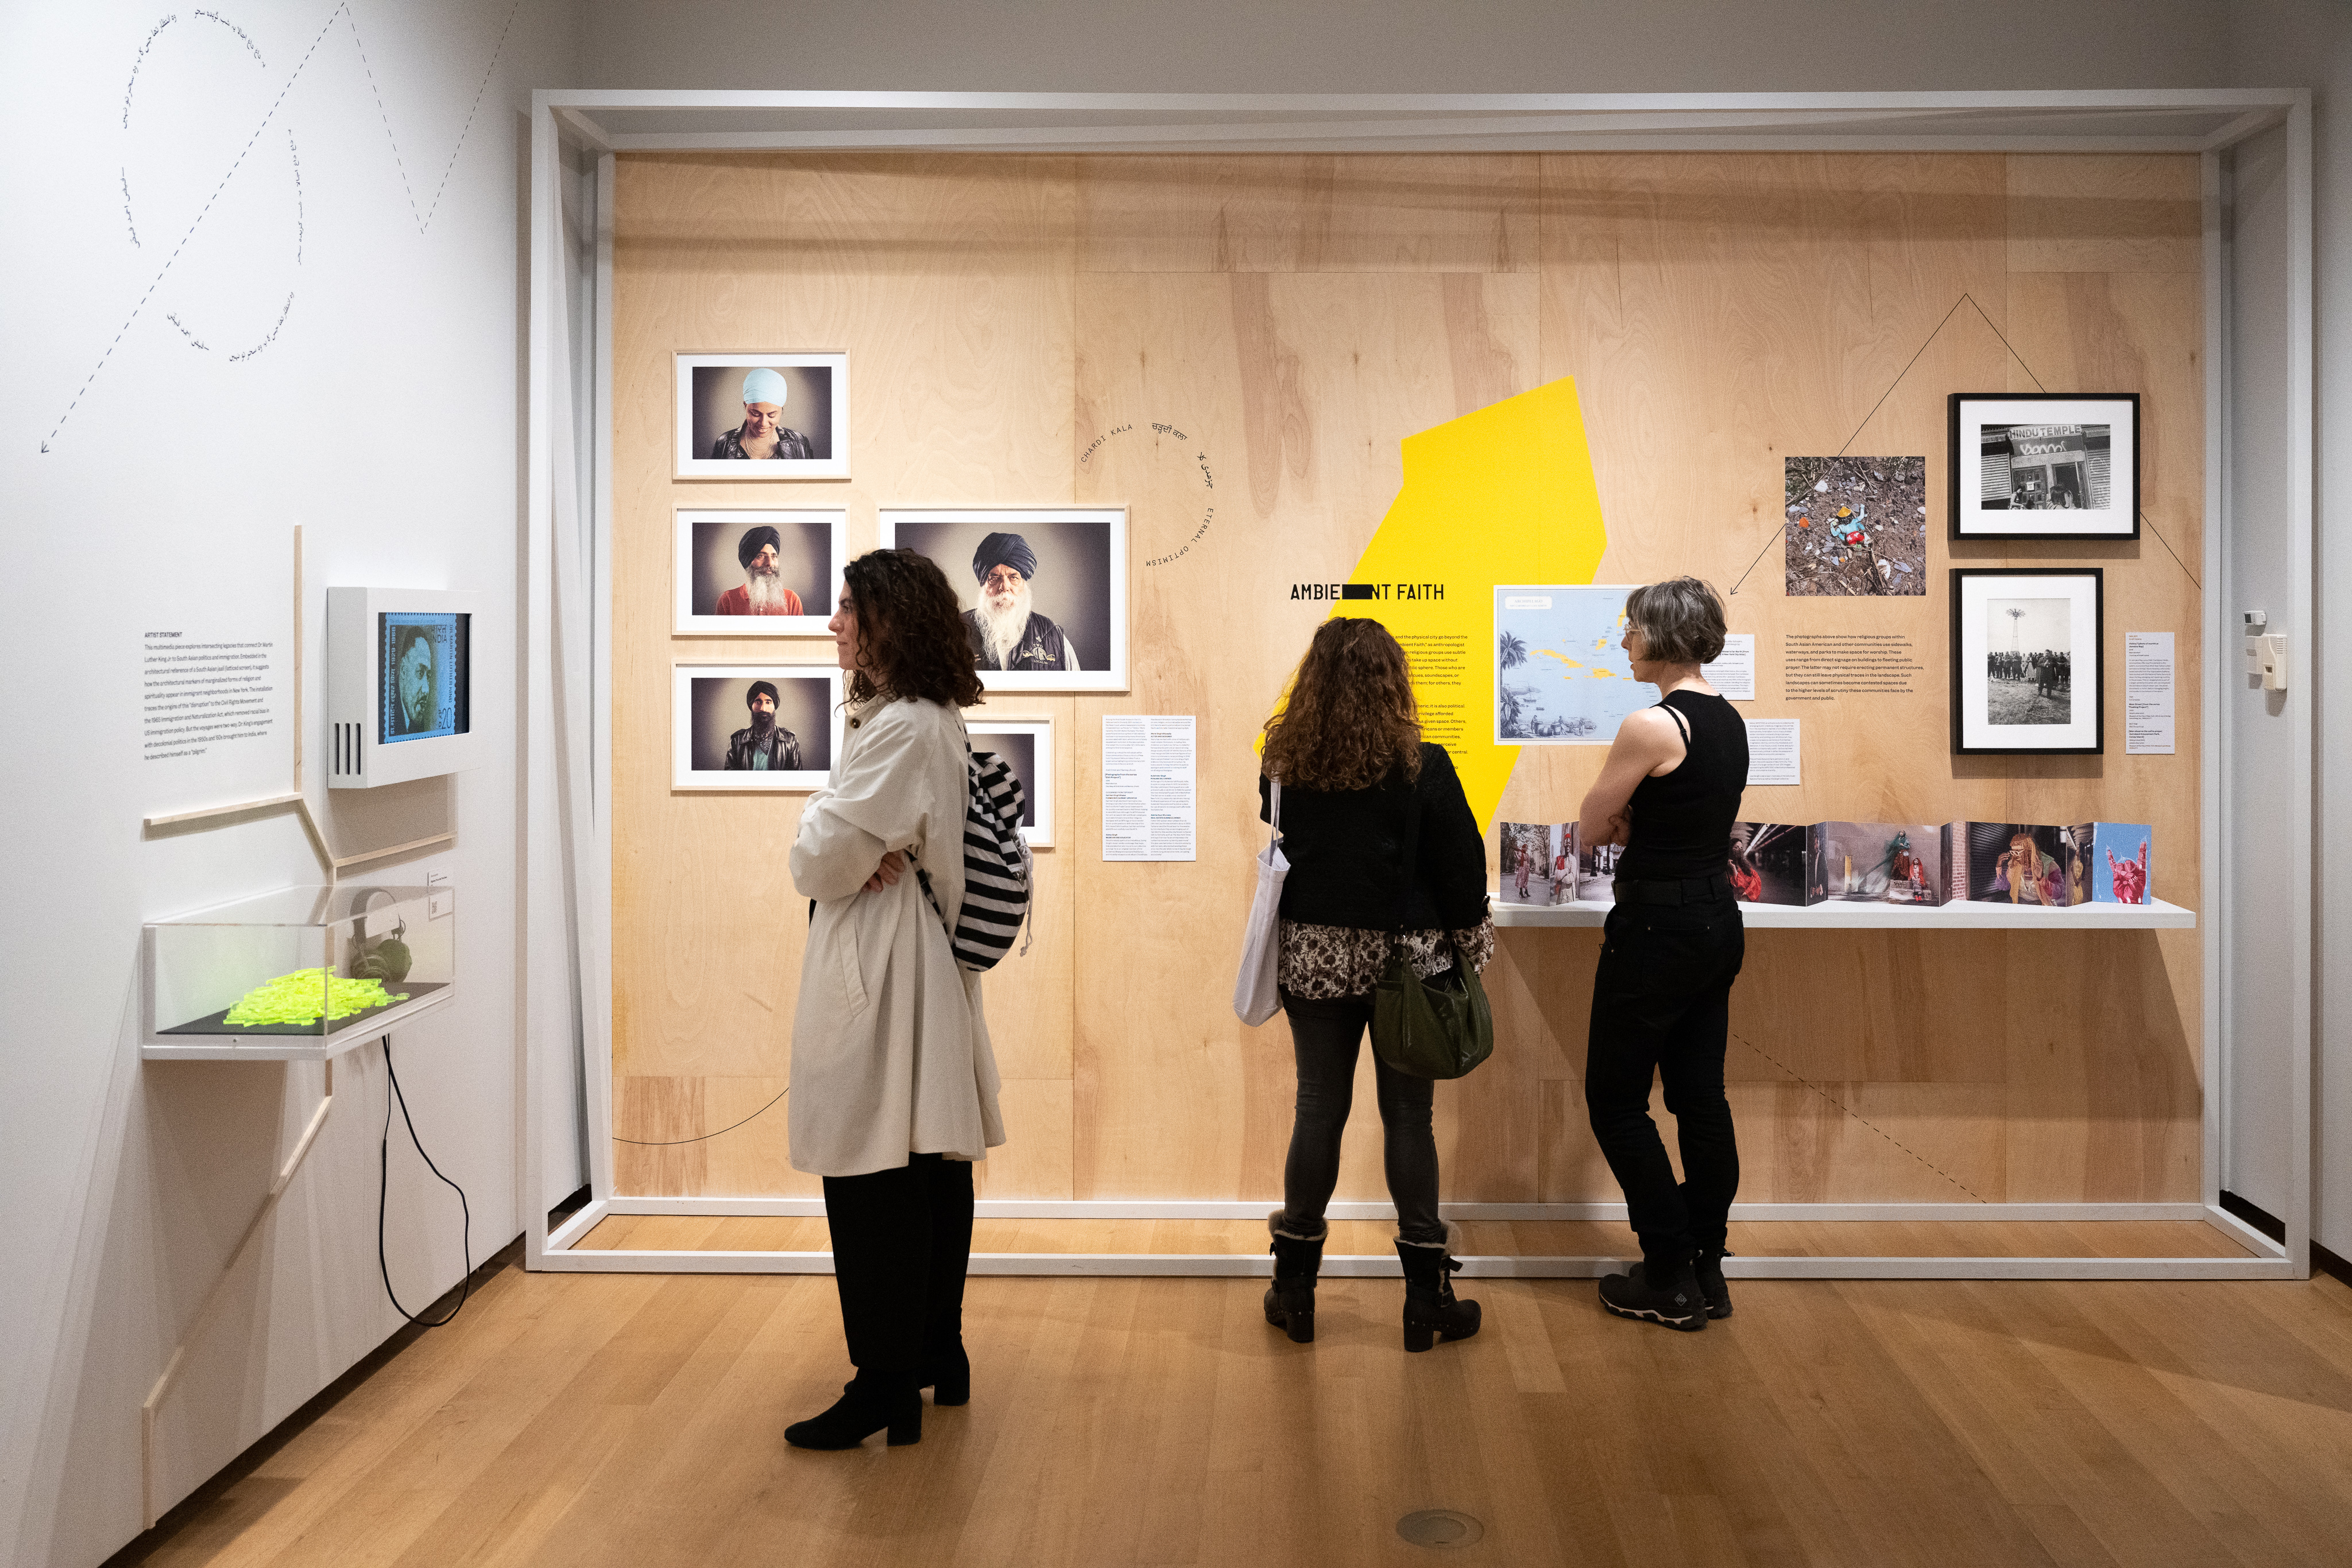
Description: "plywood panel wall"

(609, 152), (2203, 1207)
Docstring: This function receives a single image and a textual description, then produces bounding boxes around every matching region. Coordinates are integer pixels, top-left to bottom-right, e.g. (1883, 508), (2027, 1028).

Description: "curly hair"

(841, 548), (984, 708)
(1260, 618), (1422, 790)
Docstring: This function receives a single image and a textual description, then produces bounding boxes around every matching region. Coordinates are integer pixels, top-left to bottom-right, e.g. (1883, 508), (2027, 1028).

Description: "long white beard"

(746, 571), (794, 611)
(980, 582), (1032, 665)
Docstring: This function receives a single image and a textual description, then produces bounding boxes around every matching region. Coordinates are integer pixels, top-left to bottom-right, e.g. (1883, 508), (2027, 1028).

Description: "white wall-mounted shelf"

(138, 988), (454, 1063)
(1492, 896), (2196, 931)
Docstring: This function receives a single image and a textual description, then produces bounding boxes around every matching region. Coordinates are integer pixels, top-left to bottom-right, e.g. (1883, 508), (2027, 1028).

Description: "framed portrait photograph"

(671, 664), (844, 791)
(1948, 393), (2139, 539)
(968, 717), (1055, 847)
(1949, 568), (2103, 755)
(880, 508), (1128, 693)
(673, 508), (845, 635)
(674, 353), (849, 481)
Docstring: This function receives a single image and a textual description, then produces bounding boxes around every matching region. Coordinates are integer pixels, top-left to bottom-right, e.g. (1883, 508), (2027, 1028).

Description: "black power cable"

(377, 1035), (473, 1327)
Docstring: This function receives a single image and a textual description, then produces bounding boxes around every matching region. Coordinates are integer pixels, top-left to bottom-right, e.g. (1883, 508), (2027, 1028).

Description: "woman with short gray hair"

(1576, 576), (1748, 1331)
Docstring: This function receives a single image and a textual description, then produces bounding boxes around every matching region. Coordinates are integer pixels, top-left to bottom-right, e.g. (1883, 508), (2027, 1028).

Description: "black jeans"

(819, 1152), (974, 1376)
(1585, 895), (1745, 1274)
(1278, 989), (1446, 1245)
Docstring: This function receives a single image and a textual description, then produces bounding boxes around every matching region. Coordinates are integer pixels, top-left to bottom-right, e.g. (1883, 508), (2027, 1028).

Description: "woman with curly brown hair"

(784, 548), (1004, 1450)
(1255, 618), (1491, 1352)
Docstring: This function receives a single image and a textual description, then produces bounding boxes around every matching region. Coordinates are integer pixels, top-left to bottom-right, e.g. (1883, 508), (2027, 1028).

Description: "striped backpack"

(914, 749), (1033, 971)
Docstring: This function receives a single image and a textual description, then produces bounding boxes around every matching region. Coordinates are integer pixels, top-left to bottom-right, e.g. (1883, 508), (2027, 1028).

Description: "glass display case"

(142, 884), (455, 1059)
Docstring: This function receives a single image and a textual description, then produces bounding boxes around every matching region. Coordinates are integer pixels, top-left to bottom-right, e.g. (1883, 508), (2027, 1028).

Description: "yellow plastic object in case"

(142, 884), (455, 1059)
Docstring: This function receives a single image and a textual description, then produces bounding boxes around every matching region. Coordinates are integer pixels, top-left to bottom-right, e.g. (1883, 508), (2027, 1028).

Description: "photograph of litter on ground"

(1784, 455), (1928, 596)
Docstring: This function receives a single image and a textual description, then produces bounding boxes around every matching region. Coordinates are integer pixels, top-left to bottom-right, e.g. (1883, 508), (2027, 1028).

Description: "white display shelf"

(1491, 895), (2195, 931)
(141, 884), (457, 1062)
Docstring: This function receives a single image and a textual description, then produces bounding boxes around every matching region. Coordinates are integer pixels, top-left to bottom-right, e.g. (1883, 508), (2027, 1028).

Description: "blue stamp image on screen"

(380, 612), (470, 743)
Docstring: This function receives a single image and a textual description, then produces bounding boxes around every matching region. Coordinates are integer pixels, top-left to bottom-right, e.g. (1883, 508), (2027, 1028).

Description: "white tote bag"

(1232, 779), (1287, 1025)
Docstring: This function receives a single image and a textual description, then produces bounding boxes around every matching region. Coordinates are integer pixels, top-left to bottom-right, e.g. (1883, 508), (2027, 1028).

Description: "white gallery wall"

(2, 5), (2347, 1567)
(0, 5), (574, 1567)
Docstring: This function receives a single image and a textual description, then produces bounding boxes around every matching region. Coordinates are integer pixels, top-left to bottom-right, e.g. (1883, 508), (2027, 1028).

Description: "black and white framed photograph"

(674, 353), (849, 481)
(673, 508), (844, 635)
(968, 717), (1055, 847)
(1949, 568), (2103, 754)
(671, 664), (843, 791)
(1948, 393), (2139, 539)
(880, 508), (1127, 693)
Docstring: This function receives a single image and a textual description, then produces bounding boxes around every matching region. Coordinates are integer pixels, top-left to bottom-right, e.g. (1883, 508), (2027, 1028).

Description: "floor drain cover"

(1396, 1509), (1486, 1548)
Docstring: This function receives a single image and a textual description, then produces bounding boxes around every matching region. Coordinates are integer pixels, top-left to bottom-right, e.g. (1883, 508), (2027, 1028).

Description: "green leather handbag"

(1371, 931), (1494, 1081)
(1367, 777), (1494, 1080)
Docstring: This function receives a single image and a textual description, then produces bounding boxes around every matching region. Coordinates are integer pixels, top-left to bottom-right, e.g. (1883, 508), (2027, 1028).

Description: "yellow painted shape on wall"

(1337, 377), (1610, 831)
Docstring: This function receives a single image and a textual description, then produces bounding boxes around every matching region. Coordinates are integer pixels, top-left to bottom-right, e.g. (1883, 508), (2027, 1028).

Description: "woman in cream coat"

(785, 548), (1004, 1451)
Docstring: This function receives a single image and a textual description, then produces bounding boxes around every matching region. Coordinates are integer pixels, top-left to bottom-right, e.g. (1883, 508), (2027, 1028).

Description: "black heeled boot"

(784, 1370), (922, 1449)
(1396, 1222), (1481, 1352)
(1264, 1211), (1326, 1344)
(916, 1341), (970, 1406)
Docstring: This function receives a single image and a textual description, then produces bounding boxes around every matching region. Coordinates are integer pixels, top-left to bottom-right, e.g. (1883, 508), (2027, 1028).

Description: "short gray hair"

(1623, 577), (1727, 664)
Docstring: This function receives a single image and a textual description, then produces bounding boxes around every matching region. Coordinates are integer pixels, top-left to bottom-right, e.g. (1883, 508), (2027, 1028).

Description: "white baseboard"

(597, 1196), (2211, 1224)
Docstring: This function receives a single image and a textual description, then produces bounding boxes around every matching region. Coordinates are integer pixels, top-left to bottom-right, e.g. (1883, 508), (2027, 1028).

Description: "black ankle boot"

(1693, 1248), (1732, 1320)
(1264, 1212), (1325, 1344)
(1395, 1224), (1481, 1352)
(784, 1370), (922, 1449)
(1597, 1261), (1708, 1332)
(916, 1341), (970, 1406)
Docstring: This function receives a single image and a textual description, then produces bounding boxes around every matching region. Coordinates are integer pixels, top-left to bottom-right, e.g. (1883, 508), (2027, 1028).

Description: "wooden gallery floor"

(126, 1253), (2352, 1568)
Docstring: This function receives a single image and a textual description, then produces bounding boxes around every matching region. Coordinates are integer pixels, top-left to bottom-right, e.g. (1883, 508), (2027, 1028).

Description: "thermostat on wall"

(327, 587), (485, 788)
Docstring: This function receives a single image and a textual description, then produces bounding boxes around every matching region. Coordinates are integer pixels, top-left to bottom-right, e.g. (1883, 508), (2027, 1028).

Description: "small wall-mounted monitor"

(327, 587), (485, 788)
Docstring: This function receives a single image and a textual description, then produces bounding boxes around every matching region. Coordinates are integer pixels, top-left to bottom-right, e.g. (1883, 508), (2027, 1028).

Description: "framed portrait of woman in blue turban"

(674, 352), (849, 480)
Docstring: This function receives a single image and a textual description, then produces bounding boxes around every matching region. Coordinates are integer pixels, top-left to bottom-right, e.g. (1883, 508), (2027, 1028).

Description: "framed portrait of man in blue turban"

(674, 352), (849, 480)
(879, 508), (1128, 693)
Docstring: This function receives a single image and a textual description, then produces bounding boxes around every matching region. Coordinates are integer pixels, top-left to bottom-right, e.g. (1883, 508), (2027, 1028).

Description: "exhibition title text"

(1290, 582), (1446, 602)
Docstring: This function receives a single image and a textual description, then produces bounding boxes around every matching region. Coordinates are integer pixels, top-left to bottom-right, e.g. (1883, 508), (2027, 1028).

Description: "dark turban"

(737, 524), (782, 568)
(972, 531), (1038, 582)
(746, 680), (779, 707)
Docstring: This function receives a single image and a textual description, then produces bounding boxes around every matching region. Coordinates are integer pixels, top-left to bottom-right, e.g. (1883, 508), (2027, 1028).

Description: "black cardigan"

(1258, 744), (1489, 931)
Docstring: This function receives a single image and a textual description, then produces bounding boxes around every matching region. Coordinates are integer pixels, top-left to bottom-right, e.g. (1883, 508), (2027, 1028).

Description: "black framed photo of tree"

(1947, 393), (2139, 540)
(1949, 568), (2103, 755)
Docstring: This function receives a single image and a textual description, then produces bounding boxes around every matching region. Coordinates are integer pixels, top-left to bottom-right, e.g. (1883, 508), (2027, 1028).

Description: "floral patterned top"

(1276, 915), (1496, 1000)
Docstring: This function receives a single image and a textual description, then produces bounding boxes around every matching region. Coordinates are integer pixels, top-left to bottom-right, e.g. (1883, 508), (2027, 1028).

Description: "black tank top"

(1614, 690), (1749, 882)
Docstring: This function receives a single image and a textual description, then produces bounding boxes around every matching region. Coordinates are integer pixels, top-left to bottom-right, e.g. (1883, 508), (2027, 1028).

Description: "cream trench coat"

(787, 693), (1006, 1176)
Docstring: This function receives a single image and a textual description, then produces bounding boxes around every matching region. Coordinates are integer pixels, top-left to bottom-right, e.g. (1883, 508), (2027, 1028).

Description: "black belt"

(1612, 873), (1731, 906)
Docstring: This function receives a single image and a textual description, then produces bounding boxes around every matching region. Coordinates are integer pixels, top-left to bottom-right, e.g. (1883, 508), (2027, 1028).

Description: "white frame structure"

(525, 89), (2314, 1283)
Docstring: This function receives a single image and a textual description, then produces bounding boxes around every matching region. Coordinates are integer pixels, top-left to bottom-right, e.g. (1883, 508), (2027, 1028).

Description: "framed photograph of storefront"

(967, 717), (1056, 847)
(1949, 568), (2104, 755)
(1948, 393), (2139, 539)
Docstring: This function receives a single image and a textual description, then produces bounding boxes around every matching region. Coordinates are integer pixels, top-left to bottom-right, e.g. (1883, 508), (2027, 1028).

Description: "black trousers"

(1585, 895), (1744, 1273)
(1278, 989), (1447, 1246)
(820, 1152), (974, 1376)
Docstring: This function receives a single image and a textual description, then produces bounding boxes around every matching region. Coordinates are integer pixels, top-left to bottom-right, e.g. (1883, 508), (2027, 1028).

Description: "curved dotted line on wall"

(47, 0), (521, 452)
(192, 7), (266, 66)
(1730, 1030), (1991, 1202)
(122, 14), (176, 132)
